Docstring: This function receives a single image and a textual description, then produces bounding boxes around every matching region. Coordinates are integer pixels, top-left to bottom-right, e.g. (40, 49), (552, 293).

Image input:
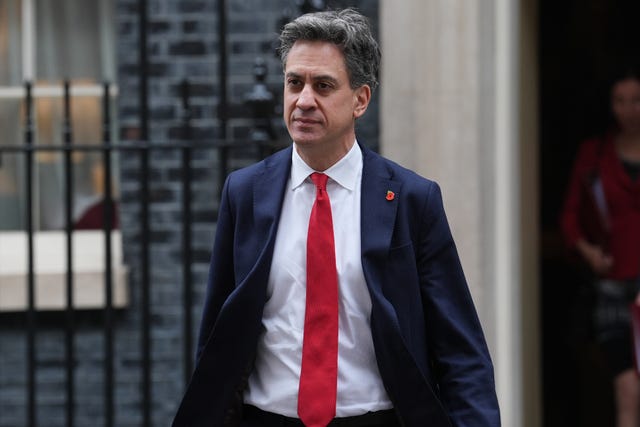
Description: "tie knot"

(310, 172), (328, 191)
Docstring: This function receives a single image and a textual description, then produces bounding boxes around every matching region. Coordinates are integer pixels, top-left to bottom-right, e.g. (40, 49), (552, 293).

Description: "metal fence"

(0, 77), (283, 427)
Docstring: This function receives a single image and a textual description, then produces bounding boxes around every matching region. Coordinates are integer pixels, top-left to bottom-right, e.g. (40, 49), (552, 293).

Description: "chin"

(293, 138), (320, 147)
(291, 132), (321, 146)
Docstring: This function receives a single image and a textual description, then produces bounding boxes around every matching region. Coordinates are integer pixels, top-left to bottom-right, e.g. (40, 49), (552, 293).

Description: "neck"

(617, 130), (640, 145)
(295, 139), (356, 172)
(615, 130), (640, 162)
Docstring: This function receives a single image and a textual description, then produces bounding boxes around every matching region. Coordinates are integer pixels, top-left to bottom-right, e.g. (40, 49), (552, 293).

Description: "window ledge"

(0, 231), (128, 312)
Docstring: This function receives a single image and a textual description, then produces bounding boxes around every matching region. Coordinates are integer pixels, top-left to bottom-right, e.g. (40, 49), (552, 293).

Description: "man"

(173, 8), (500, 427)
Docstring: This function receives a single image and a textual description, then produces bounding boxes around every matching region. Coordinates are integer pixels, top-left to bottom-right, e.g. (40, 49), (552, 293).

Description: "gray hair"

(278, 8), (380, 92)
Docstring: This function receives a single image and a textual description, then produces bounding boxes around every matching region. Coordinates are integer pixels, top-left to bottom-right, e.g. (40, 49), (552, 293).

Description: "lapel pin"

(386, 190), (395, 201)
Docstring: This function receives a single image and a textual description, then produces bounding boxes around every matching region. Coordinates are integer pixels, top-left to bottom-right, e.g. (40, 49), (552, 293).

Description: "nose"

(296, 84), (316, 110)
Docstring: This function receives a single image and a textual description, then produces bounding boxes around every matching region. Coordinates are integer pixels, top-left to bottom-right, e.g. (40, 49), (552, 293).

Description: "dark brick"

(149, 20), (172, 34)
(182, 19), (217, 34)
(150, 104), (177, 120)
(176, 1), (212, 14)
(169, 41), (207, 56)
(184, 82), (217, 97)
(148, 61), (172, 77)
(118, 20), (136, 36)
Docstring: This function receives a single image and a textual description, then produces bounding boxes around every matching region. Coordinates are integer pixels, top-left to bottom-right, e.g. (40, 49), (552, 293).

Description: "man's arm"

(195, 174), (237, 361)
(417, 182), (501, 426)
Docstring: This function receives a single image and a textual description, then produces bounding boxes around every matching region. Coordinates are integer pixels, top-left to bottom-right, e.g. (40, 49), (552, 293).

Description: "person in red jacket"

(561, 66), (640, 427)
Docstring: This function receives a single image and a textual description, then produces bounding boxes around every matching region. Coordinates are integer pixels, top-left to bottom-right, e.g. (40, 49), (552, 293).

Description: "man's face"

(283, 40), (370, 151)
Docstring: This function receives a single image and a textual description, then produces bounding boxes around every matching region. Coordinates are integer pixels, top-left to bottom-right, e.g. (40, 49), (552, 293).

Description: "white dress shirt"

(244, 141), (393, 417)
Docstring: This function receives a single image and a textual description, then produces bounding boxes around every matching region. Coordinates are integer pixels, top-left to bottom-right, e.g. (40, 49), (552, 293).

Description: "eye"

(287, 78), (302, 89)
(316, 81), (333, 92)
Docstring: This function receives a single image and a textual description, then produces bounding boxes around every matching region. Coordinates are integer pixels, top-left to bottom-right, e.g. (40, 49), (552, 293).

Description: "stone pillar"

(381, 0), (484, 310)
(380, 1), (540, 426)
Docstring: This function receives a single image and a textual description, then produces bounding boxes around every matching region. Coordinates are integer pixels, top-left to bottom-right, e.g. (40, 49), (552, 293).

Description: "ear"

(353, 85), (372, 119)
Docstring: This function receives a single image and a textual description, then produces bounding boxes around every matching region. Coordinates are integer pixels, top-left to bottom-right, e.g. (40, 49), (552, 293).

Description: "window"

(0, 0), (126, 311)
(0, 0), (118, 231)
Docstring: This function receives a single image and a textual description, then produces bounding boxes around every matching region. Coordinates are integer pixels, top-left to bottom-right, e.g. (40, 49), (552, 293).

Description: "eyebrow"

(285, 71), (339, 85)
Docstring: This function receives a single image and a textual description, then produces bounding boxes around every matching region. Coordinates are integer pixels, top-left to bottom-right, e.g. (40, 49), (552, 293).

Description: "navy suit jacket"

(173, 144), (500, 427)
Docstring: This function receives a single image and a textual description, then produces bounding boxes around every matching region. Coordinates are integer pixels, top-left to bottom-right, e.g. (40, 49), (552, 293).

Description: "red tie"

(298, 172), (339, 427)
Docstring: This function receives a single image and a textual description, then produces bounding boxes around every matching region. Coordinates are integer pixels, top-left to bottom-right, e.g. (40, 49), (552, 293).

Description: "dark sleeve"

(560, 138), (601, 248)
(418, 182), (501, 426)
(195, 174), (237, 361)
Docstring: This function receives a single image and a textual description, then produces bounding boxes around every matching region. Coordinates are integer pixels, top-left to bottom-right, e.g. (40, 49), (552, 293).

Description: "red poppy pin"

(386, 190), (395, 201)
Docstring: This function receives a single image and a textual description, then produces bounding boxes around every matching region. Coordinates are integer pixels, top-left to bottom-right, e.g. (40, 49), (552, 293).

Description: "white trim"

(22, 0), (34, 80)
(0, 84), (119, 98)
(99, 0), (116, 82)
(0, 231), (128, 311)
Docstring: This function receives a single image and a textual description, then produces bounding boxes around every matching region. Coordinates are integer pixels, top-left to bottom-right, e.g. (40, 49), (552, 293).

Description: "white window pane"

(0, 153), (24, 230)
(35, 0), (114, 82)
(0, 95), (22, 147)
(33, 94), (118, 230)
(0, 0), (23, 85)
(0, 99), (24, 229)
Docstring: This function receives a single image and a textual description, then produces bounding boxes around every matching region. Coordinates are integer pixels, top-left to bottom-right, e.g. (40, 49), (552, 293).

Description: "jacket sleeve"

(417, 182), (501, 426)
(559, 138), (601, 249)
(195, 174), (237, 362)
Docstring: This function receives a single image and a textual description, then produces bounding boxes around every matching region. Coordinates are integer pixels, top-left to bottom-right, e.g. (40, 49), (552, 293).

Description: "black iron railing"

(0, 77), (284, 427)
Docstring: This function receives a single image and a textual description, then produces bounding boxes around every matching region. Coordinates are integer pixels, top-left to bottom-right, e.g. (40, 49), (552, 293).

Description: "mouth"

(293, 117), (320, 125)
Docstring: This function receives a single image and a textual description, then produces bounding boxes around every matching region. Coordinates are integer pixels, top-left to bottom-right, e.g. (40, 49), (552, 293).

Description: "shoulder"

(577, 134), (613, 159)
(224, 146), (292, 189)
(362, 146), (440, 194)
(361, 147), (446, 225)
(571, 133), (615, 173)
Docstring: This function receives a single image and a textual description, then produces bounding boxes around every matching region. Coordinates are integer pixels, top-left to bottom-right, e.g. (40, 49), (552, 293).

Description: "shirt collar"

(290, 141), (363, 191)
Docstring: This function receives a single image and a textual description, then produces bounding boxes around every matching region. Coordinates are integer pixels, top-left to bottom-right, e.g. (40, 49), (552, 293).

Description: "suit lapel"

(360, 147), (402, 262)
(253, 146), (292, 239)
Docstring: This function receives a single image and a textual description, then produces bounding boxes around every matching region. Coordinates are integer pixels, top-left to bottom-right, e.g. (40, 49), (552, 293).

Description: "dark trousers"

(240, 405), (400, 427)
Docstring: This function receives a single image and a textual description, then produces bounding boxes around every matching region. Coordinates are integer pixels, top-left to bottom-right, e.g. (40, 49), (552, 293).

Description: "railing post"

(138, 0), (152, 424)
(217, 0), (228, 196)
(24, 80), (37, 427)
(180, 80), (194, 386)
(102, 81), (115, 427)
(62, 79), (76, 427)
(244, 57), (277, 159)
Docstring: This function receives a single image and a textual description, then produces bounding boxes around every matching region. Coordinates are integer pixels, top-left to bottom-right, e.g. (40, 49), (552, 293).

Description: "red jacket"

(561, 133), (640, 280)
